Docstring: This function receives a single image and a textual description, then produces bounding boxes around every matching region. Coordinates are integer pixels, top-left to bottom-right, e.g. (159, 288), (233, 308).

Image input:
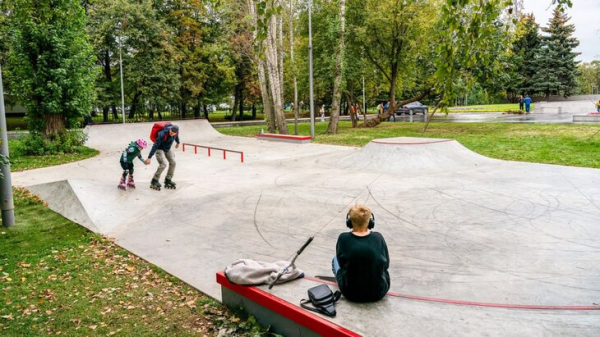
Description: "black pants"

(120, 161), (134, 178)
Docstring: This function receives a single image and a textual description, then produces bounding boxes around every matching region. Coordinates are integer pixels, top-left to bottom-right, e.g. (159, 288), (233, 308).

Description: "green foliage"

(503, 13), (541, 99)
(13, 130), (89, 156)
(576, 61), (600, 94)
(434, 0), (511, 111)
(9, 0), (96, 135)
(531, 8), (580, 98)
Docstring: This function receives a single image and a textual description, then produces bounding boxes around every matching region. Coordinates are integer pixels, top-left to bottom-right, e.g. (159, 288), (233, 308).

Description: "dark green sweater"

(120, 141), (142, 163)
(335, 231), (390, 302)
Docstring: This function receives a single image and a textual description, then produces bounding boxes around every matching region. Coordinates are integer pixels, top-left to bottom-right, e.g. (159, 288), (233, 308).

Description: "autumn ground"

(1, 179), (277, 335)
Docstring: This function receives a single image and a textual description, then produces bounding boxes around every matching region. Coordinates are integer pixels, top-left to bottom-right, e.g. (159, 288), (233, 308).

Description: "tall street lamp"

(308, 0), (315, 139)
(118, 23), (125, 124)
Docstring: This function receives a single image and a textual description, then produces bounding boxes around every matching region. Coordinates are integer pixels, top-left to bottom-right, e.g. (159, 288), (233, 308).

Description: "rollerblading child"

(118, 139), (148, 191)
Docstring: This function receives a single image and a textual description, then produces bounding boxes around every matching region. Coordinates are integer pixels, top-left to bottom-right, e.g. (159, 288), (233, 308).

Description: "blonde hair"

(348, 204), (372, 229)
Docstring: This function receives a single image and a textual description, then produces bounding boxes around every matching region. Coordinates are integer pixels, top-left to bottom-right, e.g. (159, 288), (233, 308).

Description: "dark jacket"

(335, 231), (390, 302)
(120, 141), (143, 163)
(148, 124), (180, 158)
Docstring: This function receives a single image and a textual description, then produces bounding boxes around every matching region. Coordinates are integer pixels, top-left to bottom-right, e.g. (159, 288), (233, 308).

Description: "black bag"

(300, 284), (342, 317)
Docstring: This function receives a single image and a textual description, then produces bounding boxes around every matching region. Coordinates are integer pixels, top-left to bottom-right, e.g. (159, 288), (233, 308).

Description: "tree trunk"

(239, 87), (244, 119)
(363, 89), (431, 127)
(289, 0), (299, 135)
(112, 105), (118, 120)
(129, 91), (141, 119)
(194, 96), (201, 119)
(252, 103), (257, 119)
(203, 103), (210, 121)
(43, 114), (67, 136)
(327, 0), (345, 134)
(266, 9), (287, 134)
(180, 101), (187, 119)
(248, 0), (276, 133)
(102, 107), (109, 123)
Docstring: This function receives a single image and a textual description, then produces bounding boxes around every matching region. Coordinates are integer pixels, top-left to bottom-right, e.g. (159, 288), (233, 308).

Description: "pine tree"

(508, 14), (541, 97)
(532, 8), (579, 99)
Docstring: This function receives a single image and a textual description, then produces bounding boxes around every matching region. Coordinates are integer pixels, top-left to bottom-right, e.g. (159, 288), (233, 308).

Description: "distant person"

(146, 123), (180, 190)
(518, 95), (524, 111)
(118, 139), (148, 190)
(320, 104), (326, 122)
(378, 102), (383, 116)
(596, 100), (600, 112)
(332, 204), (390, 303)
(350, 103), (357, 122)
(523, 95), (532, 114)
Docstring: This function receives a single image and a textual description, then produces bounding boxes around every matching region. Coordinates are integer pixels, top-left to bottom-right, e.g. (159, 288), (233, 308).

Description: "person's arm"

(175, 134), (180, 149)
(381, 236), (390, 270)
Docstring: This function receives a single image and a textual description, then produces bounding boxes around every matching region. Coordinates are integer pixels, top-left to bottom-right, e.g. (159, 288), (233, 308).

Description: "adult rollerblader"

(146, 123), (180, 191)
(118, 139), (148, 190)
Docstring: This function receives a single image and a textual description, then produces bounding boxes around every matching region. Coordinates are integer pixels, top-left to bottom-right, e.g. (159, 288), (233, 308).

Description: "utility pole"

(362, 76), (366, 116)
(0, 65), (15, 227)
(308, 0), (315, 139)
(118, 27), (126, 124)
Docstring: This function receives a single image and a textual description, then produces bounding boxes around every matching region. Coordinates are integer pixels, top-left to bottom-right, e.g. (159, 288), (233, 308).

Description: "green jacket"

(121, 141), (143, 163)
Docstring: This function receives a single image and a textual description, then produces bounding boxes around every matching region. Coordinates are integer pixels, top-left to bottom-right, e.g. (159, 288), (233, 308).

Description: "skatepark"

(12, 119), (600, 336)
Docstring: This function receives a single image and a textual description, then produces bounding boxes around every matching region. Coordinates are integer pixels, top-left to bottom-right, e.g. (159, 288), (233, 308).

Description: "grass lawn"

(2, 139), (275, 336)
(0, 188), (273, 336)
(447, 103), (534, 113)
(219, 121), (600, 169)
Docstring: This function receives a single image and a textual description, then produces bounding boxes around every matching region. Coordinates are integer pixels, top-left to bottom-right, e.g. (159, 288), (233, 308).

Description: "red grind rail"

(305, 277), (600, 311)
(216, 272), (360, 337)
(182, 143), (244, 163)
(256, 133), (312, 141)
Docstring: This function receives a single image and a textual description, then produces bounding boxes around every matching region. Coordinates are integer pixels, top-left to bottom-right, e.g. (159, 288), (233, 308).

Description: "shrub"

(15, 130), (89, 156)
(223, 114), (257, 121)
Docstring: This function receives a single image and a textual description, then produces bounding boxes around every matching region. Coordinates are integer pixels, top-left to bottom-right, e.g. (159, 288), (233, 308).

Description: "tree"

(10, 0), (96, 136)
(504, 14), (541, 100)
(531, 8), (579, 99)
(576, 61), (600, 95)
(325, 0), (345, 134)
(248, 0), (287, 134)
(359, 0), (438, 128)
(423, 0), (511, 131)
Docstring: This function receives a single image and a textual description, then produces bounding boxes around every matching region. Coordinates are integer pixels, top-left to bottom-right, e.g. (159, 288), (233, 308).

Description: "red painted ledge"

(256, 133), (312, 141)
(216, 271), (360, 337)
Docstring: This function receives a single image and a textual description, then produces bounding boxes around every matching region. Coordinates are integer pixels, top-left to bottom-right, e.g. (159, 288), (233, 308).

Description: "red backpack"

(150, 122), (172, 143)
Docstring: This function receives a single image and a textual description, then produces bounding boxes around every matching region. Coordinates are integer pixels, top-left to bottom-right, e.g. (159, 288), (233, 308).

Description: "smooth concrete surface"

(12, 120), (600, 336)
(573, 114), (600, 123)
(535, 100), (599, 114)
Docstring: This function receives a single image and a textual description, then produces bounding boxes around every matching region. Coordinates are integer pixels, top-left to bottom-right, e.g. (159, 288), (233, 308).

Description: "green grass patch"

(0, 188), (276, 336)
(8, 138), (99, 172)
(448, 103), (534, 113)
(219, 121), (600, 169)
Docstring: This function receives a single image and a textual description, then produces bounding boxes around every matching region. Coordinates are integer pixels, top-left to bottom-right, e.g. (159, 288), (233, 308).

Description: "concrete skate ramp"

(326, 137), (494, 173)
(85, 119), (224, 151)
(27, 180), (97, 232)
(535, 100), (597, 114)
(12, 120), (600, 336)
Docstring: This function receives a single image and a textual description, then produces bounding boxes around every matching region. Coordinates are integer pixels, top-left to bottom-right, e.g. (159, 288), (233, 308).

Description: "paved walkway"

(12, 120), (600, 336)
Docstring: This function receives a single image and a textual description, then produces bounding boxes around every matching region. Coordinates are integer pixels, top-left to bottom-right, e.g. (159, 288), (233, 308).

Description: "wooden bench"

(256, 133), (312, 144)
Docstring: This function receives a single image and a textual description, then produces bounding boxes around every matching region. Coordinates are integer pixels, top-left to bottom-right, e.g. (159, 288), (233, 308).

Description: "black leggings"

(120, 161), (134, 177)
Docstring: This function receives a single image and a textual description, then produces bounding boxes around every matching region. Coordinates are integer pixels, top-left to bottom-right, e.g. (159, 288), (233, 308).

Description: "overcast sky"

(523, 0), (600, 63)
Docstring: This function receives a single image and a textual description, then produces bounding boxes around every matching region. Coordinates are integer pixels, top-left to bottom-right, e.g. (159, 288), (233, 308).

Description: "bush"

(15, 130), (89, 156)
(223, 114), (257, 121)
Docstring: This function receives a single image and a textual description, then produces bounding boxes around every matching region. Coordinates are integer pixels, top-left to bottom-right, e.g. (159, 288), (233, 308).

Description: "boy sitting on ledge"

(333, 204), (390, 302)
